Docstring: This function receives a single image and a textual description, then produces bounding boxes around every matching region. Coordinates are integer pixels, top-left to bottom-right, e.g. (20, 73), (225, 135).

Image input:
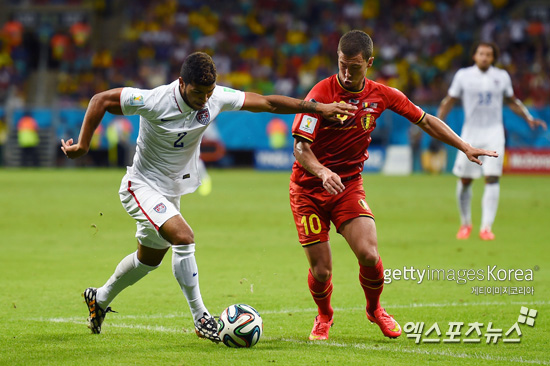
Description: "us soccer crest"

(196, 108), (210, 125)
(154, 202), (167, 213)
(361, 114), (374, 131)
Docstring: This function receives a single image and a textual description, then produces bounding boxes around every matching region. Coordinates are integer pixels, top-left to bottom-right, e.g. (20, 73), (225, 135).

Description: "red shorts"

(289, 175), (374, 246)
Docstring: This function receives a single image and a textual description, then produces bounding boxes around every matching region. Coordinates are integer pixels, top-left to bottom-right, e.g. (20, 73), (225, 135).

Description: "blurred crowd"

(1, 0), (549, 109)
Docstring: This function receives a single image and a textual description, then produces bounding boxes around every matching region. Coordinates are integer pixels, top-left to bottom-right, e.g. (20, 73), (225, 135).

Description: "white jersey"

(448, 65), (514, 147)
(120, 80), (245, 196)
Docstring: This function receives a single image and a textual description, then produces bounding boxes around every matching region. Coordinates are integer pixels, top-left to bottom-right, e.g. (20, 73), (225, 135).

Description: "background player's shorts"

(452, 143), (504, 178)
(119, 174), (181, 250)
(289, 176), (374, 246)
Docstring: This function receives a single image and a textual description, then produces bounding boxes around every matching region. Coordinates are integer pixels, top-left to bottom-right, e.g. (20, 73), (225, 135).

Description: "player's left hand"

(528, 118), (547, 131)
(464, 145), (498, 166)
(61, 138), (88, 159)
(318, 102), (357, 123)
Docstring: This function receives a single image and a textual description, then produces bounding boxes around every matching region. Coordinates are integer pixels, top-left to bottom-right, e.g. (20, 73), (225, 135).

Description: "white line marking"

(101, 323), (184, 333)
(31, 300), (549, 365)
(32, 299), (550, 322)
(42, 318), (187, 333)
(30, 318), (550, 365)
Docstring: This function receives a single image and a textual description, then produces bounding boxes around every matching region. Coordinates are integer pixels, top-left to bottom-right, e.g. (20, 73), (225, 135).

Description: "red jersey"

(291, 75), (425, 186)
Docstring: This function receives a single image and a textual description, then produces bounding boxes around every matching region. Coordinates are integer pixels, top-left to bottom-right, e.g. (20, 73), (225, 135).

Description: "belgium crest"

(361, 114), (374, 130)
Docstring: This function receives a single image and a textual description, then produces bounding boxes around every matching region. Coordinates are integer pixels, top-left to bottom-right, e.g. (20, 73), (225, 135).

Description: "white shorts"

(452, 144), (504, 179)
(119, 174), (181, 250)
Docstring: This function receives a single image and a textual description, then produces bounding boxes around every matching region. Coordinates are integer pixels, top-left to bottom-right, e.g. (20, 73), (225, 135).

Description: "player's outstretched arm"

(417, 114), (498, 165)
(294, 137), (344, 195)
(504, 96), (547, 131)
(61, 88), (124, 159)
(241, 92), (356, 122)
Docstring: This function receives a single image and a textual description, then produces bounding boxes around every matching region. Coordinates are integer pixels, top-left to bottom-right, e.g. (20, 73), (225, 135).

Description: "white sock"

(481, 182), (500, 231)
(456, 180), (472, 226)
(172, 244), (208, 322)
(96, 251), (158, 308)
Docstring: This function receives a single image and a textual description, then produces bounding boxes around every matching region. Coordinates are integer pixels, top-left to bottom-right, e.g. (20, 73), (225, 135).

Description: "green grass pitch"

(0, 168), (548, 365)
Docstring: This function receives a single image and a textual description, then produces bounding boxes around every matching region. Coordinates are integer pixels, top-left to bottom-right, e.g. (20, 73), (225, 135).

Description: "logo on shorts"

(358, 199), (369, 211)
(196, 108), (210, 125)
(154, 202), (167, 213)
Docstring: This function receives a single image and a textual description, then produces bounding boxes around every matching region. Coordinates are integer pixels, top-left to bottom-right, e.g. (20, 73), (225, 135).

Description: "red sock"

(308, 269), (333, 321)
(359, 257), (384, 316)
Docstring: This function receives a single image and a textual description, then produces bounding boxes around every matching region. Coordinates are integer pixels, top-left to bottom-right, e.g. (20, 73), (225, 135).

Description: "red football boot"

(309, 316), (334, 341)
(366, 308), (401, 338)
(479, 228), (495, 241)
(456, 225), (472, 239)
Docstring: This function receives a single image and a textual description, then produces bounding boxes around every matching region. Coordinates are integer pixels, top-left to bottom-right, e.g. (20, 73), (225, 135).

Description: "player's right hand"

(61, 138), (88, 159)
(319, 169), (345, 195)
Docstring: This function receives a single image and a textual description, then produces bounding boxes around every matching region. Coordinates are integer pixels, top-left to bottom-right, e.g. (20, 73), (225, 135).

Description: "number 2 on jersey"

(174, 132), (187, 148)
(301, 214), (322, 235)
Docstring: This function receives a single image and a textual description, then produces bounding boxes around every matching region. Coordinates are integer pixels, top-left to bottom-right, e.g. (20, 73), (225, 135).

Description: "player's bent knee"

(358, 247), (379, 266)
(169, 233), (195, 246)
(311, 267), (332, 282)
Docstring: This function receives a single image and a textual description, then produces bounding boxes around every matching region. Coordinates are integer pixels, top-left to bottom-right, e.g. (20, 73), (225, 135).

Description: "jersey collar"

(336, 75), (366, 94)
(173, 83), (186, 113)
(475, 65), (493, 74)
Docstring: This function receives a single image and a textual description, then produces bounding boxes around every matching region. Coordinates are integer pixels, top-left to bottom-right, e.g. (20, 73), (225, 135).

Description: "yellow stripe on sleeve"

(414, 111), (426, 125)
(292, 133), (314, 142)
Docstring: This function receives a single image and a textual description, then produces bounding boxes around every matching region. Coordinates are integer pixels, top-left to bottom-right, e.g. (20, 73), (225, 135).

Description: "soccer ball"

(217, 304), (263, 348)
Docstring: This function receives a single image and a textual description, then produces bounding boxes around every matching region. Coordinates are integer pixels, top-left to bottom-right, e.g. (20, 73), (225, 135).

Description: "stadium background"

(0, 0), (549, 172)
(1, 2), (549, 364)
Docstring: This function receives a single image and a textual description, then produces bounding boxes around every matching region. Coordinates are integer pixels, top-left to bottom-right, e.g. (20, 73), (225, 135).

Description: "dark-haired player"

(62, 51), (357, 341)
(290, 31), (498, 340)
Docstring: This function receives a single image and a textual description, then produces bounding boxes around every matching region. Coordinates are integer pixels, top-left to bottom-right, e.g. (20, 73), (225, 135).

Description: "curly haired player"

(62, 51), (356, 341)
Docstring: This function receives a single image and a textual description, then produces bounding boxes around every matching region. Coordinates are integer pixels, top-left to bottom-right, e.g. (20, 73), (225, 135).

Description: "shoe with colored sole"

(366, 308), (401, 338)
(195, 312), (221, 343)
(309, 315), (334, 340)
(83, 287), (115, 334)
(479, 228), (495, 241)
(456, 225), (472, 239)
